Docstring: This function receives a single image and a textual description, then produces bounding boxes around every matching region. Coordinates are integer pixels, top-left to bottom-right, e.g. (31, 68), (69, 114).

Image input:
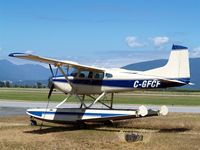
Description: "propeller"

(47, 64), (57, 99)
(48, 83), (54, 99)
(41, 64), (57, 130)
(49, 64), (54, 77)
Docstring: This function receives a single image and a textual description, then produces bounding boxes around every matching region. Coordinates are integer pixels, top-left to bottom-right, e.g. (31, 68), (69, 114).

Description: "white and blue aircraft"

(9, 45), (191, 125)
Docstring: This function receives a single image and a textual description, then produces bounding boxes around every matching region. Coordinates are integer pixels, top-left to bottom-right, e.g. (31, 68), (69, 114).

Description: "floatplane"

(9, 45), (191, 126)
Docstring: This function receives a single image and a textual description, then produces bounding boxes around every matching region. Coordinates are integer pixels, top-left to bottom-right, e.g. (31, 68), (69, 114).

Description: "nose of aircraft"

(50, 76), (73, 94)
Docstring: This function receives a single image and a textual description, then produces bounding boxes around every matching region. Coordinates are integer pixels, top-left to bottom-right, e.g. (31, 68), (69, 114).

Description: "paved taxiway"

(1, 99), (200, 116)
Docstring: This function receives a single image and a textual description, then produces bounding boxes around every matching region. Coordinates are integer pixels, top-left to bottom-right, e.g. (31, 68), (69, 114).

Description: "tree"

(0, 81), (5, 87)
(36, 82), (42, 88)
(5, 81), (11, 87)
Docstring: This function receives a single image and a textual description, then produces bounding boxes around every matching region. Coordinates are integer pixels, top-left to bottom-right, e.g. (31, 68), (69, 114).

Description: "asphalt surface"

(0, 107), (27, 116)
(1, 99), (200, 116)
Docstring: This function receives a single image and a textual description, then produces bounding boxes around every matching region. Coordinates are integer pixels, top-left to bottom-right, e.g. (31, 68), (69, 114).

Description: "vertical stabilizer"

(145, 45), (190, 83)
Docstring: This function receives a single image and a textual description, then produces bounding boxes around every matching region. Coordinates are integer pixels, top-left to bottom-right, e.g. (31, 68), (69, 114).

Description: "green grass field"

(0, 88), (200, 106)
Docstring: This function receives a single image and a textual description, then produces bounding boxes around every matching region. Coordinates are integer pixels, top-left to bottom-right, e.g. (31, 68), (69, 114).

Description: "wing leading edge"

(9, 53), (104, 72)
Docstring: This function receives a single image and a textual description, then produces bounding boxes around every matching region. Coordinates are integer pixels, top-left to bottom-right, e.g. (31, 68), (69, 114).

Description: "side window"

(79, 70), (89, 78)
(94, 72), (104, 79)
(79, 71), (88, 78)
(105, 73), (113, 78)
(88, 71), (93, 78)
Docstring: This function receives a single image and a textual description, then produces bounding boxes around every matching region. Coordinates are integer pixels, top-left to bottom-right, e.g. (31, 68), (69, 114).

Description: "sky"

(1, 0), (200, 67)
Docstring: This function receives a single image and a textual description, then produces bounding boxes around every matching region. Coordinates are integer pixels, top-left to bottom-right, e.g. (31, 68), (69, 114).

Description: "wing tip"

(8, 53), (29, 57)
(8, 53), (15, 57)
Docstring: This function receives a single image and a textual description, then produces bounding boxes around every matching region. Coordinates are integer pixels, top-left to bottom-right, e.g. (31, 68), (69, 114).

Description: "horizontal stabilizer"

(161, 78), (187, 85)
(188, 82), (195, 85)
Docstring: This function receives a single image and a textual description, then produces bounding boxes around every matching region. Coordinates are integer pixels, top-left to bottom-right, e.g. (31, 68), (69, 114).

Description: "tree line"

(0, 81), (47, 88)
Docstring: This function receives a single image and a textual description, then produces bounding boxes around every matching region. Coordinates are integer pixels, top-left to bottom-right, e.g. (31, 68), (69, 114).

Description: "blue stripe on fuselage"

(53, 79), (134, 87)
(52, 77), (190, 88)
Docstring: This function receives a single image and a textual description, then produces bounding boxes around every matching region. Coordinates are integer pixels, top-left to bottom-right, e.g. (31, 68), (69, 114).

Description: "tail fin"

(145, 45), (190, 83)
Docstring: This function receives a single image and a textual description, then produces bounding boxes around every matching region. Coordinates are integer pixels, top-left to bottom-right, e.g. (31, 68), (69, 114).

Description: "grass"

(0, 88), (66, 101)
(0, 88), (200, 106)
(0, 113), (200, 150)
(114, 94), (200, 105)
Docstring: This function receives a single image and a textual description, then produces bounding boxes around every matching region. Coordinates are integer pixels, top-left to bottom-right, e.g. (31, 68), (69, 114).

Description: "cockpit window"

(69, 68), (78, 77)
(68, 67), (103, 79)
(105, 73), (113, 78)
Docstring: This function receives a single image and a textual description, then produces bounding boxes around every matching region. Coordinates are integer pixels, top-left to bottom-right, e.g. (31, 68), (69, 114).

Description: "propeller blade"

(49, 64), (54, 77)
(48, 83), (54, 99)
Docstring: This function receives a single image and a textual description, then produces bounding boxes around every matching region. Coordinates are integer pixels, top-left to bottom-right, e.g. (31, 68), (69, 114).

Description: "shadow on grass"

(159, 128), (190, 133)
(23, 123), (104, 134)
(23, 121), (191, 134)
(24, 126), (79, 134)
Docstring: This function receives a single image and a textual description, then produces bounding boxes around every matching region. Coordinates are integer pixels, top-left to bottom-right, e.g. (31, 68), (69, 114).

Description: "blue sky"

(1, 0), (200, 67)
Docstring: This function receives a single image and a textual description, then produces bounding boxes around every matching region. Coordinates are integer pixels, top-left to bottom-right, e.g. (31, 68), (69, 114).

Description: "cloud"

(191, 47), (200, 57)
(125, 36), (144, 48)
(151, 36), (169, 46)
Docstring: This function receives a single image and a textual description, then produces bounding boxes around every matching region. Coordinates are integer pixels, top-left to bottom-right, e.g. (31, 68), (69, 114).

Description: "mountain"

(0, 59), (51, 82)
(1, 58), (200, 89)
(122, 58), (200, 89)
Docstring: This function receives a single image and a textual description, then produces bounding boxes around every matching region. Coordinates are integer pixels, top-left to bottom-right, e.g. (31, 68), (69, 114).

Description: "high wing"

(9, 53), (104, 72)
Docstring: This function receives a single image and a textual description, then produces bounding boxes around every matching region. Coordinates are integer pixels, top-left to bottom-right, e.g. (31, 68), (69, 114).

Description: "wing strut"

(88, 92), (106, 108)
(87, 93), (114, 109)
(56, 94), (71, 108)
(75, 95), (87, 108)
(57, 65), (74, 90)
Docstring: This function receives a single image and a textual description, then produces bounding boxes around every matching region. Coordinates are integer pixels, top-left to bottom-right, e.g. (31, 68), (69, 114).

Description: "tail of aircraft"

(145, 45), (190, 84)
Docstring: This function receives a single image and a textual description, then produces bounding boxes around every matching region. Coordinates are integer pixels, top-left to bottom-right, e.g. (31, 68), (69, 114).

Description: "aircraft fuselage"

(52, 69), (189, 94)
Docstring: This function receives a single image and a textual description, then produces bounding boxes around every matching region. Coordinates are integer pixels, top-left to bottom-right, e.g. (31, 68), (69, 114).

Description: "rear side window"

(94, 72), (104, 79)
